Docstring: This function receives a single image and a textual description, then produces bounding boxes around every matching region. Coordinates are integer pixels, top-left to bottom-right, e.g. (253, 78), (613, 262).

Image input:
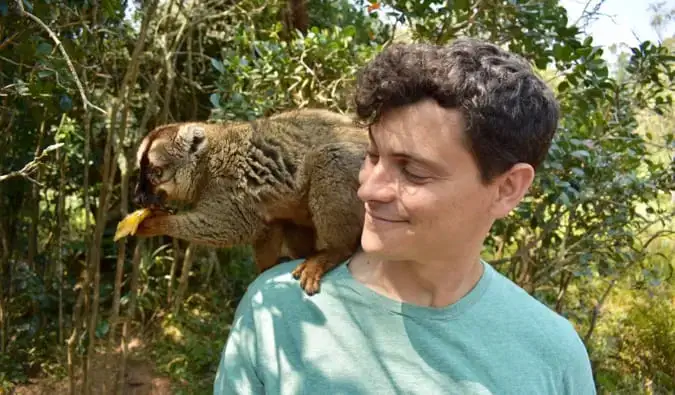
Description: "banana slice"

(114, 208), (153, 241)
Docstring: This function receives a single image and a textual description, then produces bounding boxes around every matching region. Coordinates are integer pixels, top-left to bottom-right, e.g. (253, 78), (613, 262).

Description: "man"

(214, 37), (596, 394)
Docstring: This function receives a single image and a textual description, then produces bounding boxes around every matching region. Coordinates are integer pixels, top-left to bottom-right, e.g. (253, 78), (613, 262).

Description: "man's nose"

(357, 160), (396, 203)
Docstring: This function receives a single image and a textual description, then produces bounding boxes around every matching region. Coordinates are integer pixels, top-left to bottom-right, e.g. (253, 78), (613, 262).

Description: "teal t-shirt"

(214, 259), (596, 394)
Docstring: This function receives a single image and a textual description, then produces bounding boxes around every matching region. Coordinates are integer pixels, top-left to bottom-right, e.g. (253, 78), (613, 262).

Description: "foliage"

(612, 290), (675, 391)
(150, 293), (234, 394)
(0, 0), (673, 393)
(591, 257), (675, 394)
(209, 22), (381, 120)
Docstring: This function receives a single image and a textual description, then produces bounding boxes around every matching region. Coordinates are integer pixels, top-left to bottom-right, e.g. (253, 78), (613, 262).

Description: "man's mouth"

(366, 211), (407, 223)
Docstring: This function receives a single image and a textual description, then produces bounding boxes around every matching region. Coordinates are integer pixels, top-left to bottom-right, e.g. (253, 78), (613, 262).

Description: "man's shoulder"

(486, 265), (590, 365)
(232, 258), (352, 336)
(239, 259), (348, 308)
(479, 264), (596, 392)
(251, 259), (303, 286)
(244, 259), (307, 299)
(489, 265), (575, 325)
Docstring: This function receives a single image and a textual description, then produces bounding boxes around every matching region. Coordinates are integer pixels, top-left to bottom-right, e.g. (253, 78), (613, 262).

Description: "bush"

(593, 279), (675, 393)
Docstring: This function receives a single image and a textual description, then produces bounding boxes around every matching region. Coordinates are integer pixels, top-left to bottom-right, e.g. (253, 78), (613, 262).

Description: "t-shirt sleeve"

(213, 296), (264, 394)
(561, 333), (597, 395)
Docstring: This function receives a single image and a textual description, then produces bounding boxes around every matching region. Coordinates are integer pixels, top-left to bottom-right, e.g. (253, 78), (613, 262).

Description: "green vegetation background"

(0, 0), (673, 393)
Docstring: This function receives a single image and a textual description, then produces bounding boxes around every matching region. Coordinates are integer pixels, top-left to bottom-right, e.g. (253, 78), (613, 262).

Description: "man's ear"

(490, 163), (535, 219)
(178, 124), (208, 156)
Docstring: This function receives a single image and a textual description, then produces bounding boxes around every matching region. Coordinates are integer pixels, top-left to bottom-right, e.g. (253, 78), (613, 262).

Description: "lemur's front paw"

(135, 210), (171, 237)
(292, 258), (326, 296)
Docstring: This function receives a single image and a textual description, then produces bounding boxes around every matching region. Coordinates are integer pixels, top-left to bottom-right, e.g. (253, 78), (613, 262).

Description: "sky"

(559, 0), (674, 63)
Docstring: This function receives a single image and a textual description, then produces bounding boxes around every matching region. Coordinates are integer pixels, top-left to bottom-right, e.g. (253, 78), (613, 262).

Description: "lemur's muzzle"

(133, 178), (167, 209)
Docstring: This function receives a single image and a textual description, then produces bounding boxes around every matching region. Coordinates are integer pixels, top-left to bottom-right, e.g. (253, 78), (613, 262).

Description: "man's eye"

(402, 166), (430, 184)
(403, 169), (425, 181)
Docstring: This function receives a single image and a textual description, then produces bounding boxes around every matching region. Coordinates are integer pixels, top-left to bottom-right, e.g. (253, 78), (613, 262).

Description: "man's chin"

(361, 231), (398, 256)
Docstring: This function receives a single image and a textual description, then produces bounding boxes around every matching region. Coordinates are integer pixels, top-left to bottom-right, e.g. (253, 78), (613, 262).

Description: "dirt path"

(10, 338), (174, 395)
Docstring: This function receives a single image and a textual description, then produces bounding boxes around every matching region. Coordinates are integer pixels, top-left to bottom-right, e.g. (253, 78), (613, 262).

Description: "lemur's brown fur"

(133, 108), (367, 294)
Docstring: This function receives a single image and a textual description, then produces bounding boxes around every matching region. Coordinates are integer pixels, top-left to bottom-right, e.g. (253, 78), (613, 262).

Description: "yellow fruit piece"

(114, 208), (153, 241)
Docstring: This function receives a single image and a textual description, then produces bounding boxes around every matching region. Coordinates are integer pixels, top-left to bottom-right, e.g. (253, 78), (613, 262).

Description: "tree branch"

(17, 0), (107, 115)
(0, 143), (64, 185)
(584, 278), (616, 343)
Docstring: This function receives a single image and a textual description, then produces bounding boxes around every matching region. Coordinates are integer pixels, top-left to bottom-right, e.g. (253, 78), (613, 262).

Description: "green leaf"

(559, 191), (570, 206)
(454, 0), (470, 11)
(210, 58), (225, 73)
(558, 81), (569, 93)
(59, 95), (72, 111)
(549, 161), (563, 170)
(100, 0), (119, 18)
(553, 43), (571, 62)
(570, 150), (590, 159)
(36, 42), (53, 55)
(209, 93), (220, 108)
(95, 320), (110, 339)
(535, 56), (548, 70)
(571, 167), (584, 177)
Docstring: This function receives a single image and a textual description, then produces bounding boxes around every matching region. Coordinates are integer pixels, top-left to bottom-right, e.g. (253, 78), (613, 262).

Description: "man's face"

(357, 98), (501, 263)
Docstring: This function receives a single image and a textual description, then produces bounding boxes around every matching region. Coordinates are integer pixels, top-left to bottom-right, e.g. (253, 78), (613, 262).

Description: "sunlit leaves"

(209, 18), (380, 121)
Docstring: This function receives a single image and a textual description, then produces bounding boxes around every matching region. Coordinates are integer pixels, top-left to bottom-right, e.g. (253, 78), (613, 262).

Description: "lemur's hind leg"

(291, 143), (365, 295)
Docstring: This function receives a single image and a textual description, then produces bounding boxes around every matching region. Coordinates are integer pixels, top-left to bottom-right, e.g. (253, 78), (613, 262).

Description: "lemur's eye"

(149, 167), (163, 182)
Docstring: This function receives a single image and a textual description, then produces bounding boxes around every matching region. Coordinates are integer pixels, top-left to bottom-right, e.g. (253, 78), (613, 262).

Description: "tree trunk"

(57, 139), (67, 345)
(67, 288), (85, 395)
(173, 244), (196, 314)
(116, 241), (143, 395)
(168, 239), (180, 305)
(85, 2), (160, 391)
(109, 164), (130, 346)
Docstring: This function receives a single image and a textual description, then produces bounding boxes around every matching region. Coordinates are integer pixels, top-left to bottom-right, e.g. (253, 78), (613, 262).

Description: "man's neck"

(348, 250), (485, 308)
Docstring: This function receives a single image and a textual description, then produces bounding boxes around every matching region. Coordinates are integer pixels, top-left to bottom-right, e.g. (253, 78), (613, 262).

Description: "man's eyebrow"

(390, 151), (440, 170)
(368, 125), (443, 171)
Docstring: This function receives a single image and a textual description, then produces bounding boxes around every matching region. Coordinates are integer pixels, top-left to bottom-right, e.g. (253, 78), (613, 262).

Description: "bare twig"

(0, 31), (21, 51)
(573, 0), (601, 28)
(0, 143), (64, 185)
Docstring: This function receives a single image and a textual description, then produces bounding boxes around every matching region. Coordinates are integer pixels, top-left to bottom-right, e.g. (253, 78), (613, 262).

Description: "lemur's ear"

(178, 124), (208, 156)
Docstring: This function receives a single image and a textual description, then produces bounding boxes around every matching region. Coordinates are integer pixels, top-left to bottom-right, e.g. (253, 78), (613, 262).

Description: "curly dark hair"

(353, 37), (560, 183)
